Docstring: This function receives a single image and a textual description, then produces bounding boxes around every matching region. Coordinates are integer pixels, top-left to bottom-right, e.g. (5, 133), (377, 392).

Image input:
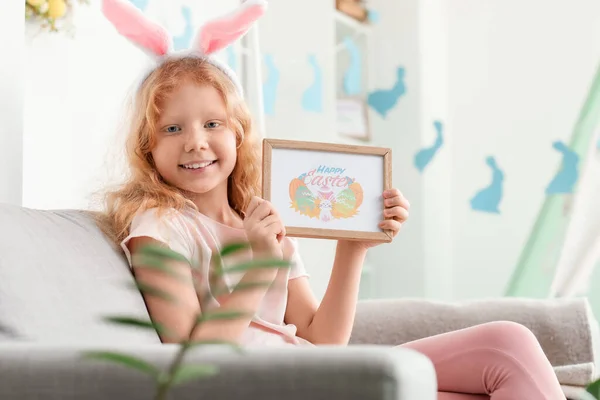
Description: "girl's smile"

(179, 160), (218, 172)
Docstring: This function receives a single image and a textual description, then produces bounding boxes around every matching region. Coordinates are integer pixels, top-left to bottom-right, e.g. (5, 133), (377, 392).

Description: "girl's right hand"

(243, 196), (285, 259)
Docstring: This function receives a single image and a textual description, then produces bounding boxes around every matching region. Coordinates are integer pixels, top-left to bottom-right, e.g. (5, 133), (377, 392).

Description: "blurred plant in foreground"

(84, 241), (291, 400)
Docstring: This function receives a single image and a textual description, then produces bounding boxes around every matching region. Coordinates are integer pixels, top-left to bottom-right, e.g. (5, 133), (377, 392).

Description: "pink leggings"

(398, 321), (565, 399)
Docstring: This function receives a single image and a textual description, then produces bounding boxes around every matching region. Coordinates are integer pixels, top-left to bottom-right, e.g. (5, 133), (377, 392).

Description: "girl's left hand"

(340, 188), (410, 251)
(379, 188), (410, 238)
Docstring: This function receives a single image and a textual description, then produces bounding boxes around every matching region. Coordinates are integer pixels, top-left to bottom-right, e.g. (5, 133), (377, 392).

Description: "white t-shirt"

(120, 207), (313, 347)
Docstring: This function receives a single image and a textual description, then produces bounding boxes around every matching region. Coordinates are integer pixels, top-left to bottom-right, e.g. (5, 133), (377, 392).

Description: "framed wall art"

(336, 97), (371, 142)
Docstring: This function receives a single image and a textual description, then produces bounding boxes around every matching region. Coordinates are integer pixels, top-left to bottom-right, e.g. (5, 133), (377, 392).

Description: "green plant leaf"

(128, 281), (177, 303)
(219, 242), (251, 257)
(220, 259), (291, 274)
(586, 378), (600, 399)
(103, 316), (172, 337)
(211, 281), (273, 297)
(171, 364), (219, 385)
(187, 339), (244, 353)
(138, 244), (190, 264)
(198, 311), (249, 323)
(83, 351), (159, 378)
(131, 253), (190, 282)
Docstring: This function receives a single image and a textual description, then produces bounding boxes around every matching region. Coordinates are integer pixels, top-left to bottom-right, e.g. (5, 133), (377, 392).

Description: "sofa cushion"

(0, 203), (159, 344)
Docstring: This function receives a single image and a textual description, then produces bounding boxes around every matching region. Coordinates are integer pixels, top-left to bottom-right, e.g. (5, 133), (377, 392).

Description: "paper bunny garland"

(101, 0), (268, 97)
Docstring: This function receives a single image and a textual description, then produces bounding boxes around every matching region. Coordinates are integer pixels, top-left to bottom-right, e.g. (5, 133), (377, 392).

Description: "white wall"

(346, 0), (600, 301)
(418, 0), (453, 300)
(363, 0), (428, 299)
(347, 0), (454, 300)
(0, 1), (24, 206)
(23, 1), (150, 209)
(448, 0), (600, 298)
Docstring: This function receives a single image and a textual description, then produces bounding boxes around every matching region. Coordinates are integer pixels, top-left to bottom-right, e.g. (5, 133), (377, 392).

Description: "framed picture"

(336, 97), (371, 142)
(262, 139), (393, 242)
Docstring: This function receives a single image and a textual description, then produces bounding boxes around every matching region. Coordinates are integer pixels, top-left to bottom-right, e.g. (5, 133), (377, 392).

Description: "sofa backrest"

(0, 203), (160, 344)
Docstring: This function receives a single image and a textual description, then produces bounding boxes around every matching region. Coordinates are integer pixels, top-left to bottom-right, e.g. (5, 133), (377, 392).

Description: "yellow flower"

(47, 0), (66, 19)
(26, 0), (46, 6)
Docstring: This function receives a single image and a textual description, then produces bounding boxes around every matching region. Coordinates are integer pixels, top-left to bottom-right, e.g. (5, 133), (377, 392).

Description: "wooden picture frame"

(336, 97), (371, 142)
(262, 138), (393, 243)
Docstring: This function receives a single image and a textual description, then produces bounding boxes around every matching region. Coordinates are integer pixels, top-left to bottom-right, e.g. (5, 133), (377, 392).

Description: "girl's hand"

(379, 188), (410, 238)
(243, 196), (285, 259)
(339, 188), (410, 251)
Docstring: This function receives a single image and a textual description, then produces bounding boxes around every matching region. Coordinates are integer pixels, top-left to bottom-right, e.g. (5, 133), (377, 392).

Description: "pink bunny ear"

(102, 0), (172, 57)
(195, 0), (268, 55)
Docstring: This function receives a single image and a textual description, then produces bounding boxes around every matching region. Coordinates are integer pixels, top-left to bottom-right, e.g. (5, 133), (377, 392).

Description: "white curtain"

(549, 127), (600, 297)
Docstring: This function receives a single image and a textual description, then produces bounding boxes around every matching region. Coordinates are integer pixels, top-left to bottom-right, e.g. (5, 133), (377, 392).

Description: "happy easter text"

(301, 165), (350, 188)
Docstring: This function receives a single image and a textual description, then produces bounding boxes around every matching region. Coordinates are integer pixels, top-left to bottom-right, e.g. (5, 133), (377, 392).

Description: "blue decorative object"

(367, 9), (380, 23)
(263, 54), (280, 116)
(545, 141), (580, 194)
(226, 46), (237, 73)
(414, 120), (444, 172)
(128, 0), (149, 11)
(470, 156), (504, 214)
(343, 37), (362, 96)
(173, 6), (194, 51)
(367, 66), (406, 118)
(301, 54), (323, 113)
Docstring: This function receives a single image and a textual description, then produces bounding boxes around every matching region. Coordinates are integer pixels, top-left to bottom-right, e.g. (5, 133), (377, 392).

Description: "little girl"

(98, 1), (565, 399)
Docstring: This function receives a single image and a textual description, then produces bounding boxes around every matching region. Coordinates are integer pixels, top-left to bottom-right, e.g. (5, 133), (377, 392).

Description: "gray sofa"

(0, 203), (597, 400)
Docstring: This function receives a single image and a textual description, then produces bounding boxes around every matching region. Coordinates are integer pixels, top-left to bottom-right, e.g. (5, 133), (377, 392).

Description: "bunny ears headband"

(101, 0), (268, 97)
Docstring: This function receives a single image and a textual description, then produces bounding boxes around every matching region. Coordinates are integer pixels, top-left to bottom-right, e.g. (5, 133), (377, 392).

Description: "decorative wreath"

(25, 0), (89, 32)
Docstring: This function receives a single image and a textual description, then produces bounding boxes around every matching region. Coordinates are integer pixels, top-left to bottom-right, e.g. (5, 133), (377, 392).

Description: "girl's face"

(151, 83), (238, 198)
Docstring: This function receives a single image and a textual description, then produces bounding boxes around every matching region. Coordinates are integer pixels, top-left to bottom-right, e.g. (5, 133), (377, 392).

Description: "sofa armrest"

(0, 343), (436, 400)
(351, 297), (598, 369)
